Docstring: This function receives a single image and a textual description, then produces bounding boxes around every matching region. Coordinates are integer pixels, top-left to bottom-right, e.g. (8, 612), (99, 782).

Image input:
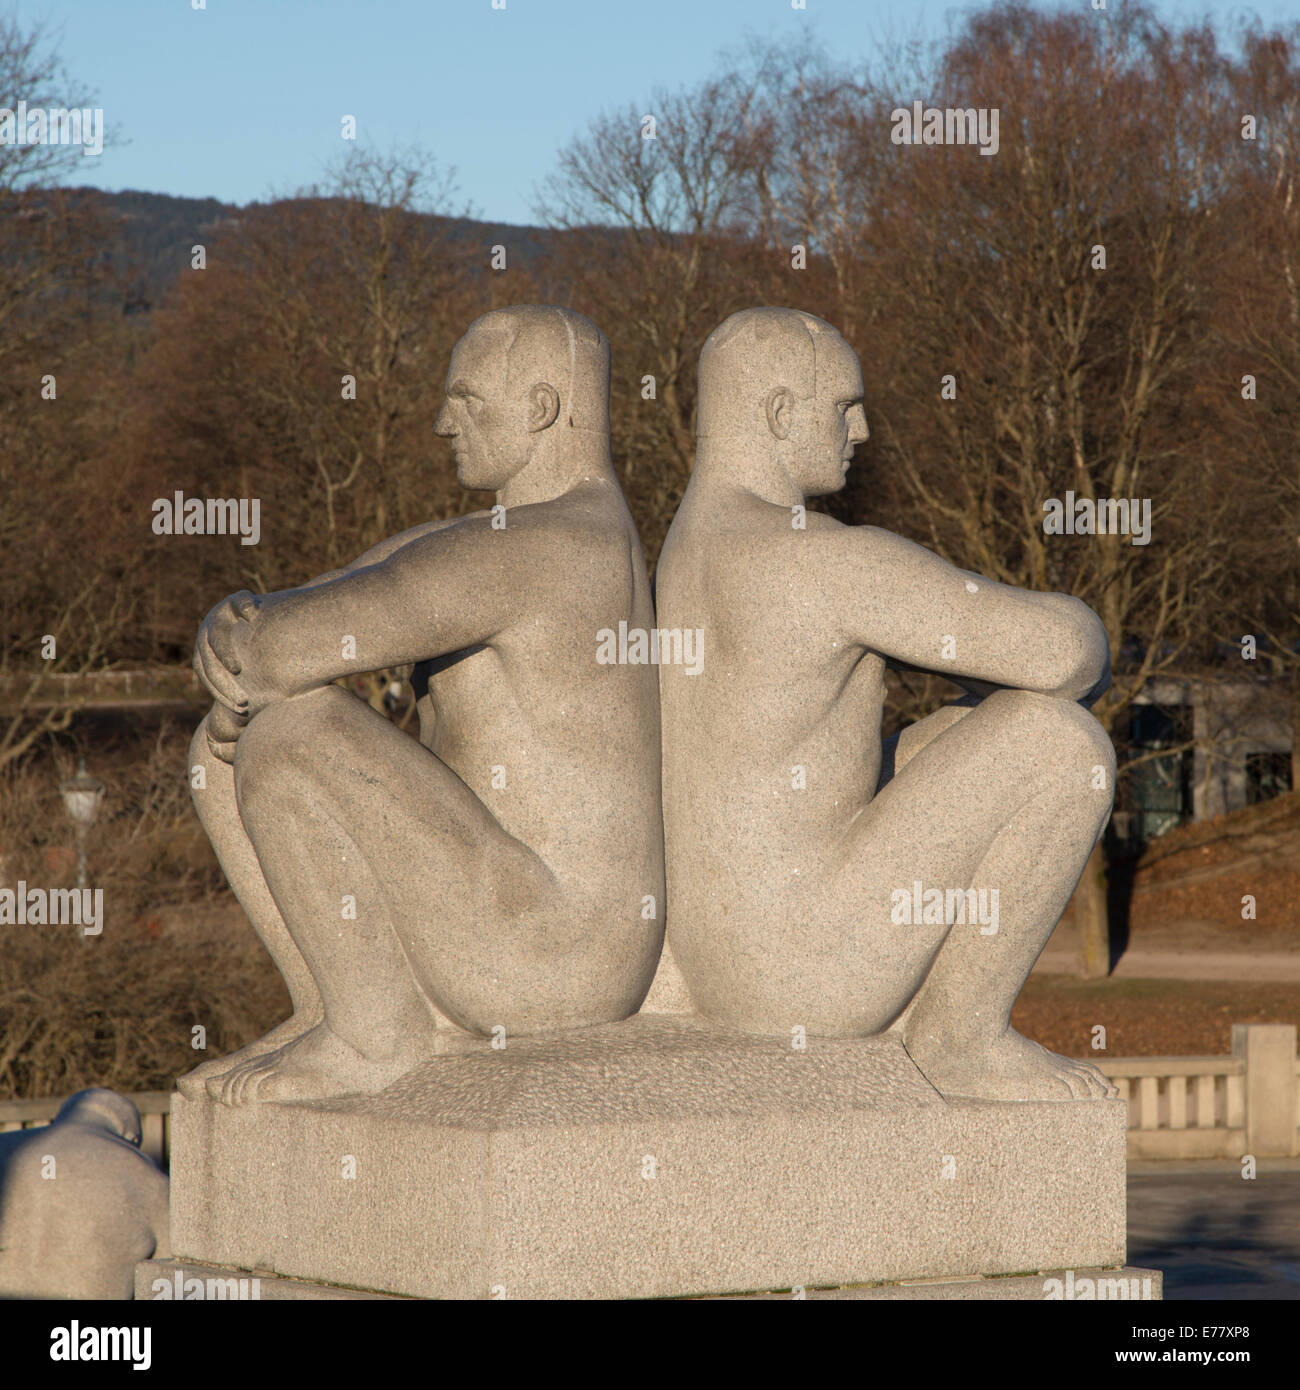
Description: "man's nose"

(434, 402), (456, 437)
(847, 406), (869, 444)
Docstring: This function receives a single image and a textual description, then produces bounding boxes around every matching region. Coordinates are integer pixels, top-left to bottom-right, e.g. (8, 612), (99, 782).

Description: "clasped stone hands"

(193, 589), (271, 763)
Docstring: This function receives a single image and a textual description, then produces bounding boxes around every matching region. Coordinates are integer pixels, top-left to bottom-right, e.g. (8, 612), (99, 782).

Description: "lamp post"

(59, 757), (104, 893)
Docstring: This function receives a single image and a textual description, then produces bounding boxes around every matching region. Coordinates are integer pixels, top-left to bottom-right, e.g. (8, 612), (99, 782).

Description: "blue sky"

(19, 0), (1300, 224)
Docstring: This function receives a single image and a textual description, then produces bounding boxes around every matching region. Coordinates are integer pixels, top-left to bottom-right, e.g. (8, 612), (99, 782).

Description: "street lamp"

(59, 757), (104, 892)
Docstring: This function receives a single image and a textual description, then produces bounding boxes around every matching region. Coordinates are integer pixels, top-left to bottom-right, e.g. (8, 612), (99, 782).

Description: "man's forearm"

(244, 564), (418, 699)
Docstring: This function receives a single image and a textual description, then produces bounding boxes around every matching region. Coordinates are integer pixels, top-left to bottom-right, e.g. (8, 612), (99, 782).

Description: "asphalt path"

(1127, 1159), (1300, 1299)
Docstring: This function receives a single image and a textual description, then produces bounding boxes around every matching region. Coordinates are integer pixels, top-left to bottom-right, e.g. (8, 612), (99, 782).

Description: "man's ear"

(527, 382), (561, 433)
(764, 387), (795, 441)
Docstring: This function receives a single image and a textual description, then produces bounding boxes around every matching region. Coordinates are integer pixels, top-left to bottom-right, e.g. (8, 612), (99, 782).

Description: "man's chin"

(807, 472), (848, 498)
(456, 465), (490, 490)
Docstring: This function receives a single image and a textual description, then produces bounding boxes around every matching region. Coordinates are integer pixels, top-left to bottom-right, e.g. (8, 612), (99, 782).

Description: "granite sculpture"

(150, 302), (1144, 1301)
(179, 305), (665, 1106)
(655, 307), (1119, 1103)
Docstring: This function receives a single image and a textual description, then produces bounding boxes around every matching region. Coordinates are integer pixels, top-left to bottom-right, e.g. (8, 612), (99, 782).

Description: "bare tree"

(1213, 22), (1300, 787)
(0, 14), (103, 192)
(0, 15), (136, 769)
(123, 145), (491, 662)
(787, 4), (1248, 973)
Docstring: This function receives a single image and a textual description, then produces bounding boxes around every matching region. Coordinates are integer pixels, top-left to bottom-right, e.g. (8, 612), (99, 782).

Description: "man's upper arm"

(833, 525), (1107, 700)
(301, 515), (475, 589)
(250, 513), (538, 684)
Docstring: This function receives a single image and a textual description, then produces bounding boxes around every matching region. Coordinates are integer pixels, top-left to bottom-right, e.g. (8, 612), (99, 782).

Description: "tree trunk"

(1076, 840), (1110, 979)
(1290, 665), (1300, 796)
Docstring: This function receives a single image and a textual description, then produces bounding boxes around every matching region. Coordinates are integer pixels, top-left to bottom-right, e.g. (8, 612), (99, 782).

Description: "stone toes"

(1064, 1060), (1113, 1099)
(230, 1057), (269, 1107)
(1074, 1062), (1112, 1098)
(219, 1058), (257, 1107)
(1055, 1066), (1087, 1099)
(1069, 1068), (1102, 1099)
(175, 1069), (207, 1100)
(240, 1068), (267, 1104)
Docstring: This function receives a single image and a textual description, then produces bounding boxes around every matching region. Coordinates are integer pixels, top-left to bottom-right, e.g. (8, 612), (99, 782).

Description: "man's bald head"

(693, 307), (868, 498)
(464, 305), (610, 434)
(436, 304), (614, 492)
(697, 308), (850, 439)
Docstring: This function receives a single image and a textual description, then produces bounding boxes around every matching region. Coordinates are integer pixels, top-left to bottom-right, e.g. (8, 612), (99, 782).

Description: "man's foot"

(177, 1012), (320, 1100)
(214, 1022), (428, 1106)
(904, 1026), (1119, 1102)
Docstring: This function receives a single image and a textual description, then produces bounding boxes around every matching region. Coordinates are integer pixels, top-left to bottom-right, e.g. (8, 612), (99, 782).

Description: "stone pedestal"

(167, 1015), (1128, 1300)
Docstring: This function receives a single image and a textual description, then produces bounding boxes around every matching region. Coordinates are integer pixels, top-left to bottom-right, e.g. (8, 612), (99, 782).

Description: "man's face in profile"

(782, 338), (869, 497)
(435, 328), (533, 490)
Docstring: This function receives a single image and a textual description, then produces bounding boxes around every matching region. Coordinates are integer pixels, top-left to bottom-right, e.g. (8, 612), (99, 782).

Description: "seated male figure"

(656, 307), (1117, 1102)
(181, 305), (665, 1105)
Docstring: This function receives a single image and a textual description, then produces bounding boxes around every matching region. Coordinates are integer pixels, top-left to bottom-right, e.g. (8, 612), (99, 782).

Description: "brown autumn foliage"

(119, 151), (513, 661)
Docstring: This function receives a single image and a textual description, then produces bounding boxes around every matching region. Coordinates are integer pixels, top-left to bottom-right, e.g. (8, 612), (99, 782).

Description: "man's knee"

(187, 715), (233, 806)
(983, 688), (1115, 784)
(233, 686), (360, 802)
(233, 698), (310, 800)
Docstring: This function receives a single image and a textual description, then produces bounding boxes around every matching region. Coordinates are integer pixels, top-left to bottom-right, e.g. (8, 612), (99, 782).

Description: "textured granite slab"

(170, 1015), (1127, 1300)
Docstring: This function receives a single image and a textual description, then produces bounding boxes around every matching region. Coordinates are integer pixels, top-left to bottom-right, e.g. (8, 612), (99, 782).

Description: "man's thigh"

(811, 692), (1103, 1013)
(234, 687), (558, 974)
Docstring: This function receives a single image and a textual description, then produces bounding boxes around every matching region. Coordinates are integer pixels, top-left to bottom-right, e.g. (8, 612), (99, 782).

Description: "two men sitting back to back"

(189, 303), (1115, 1106)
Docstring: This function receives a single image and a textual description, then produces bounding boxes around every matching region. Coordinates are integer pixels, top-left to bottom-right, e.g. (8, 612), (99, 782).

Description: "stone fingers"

(193, 631), (248, 714)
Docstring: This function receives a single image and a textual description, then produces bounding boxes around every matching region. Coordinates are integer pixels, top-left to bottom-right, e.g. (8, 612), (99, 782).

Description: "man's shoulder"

(502, 490), (635, 560)
(677, 505), (877, 570)
(390, 496), (624, 560)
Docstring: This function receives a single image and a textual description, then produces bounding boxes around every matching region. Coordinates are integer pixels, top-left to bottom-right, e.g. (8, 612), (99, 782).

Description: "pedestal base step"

(137, 1258), (1161, 1302)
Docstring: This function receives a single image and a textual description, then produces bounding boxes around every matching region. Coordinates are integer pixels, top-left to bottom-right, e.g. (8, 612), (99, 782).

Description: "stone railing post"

(1231, 1023), (1299, 1157)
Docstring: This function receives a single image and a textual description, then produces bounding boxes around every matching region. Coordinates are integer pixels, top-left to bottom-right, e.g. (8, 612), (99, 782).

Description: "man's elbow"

(1043, 597), (1109, 701)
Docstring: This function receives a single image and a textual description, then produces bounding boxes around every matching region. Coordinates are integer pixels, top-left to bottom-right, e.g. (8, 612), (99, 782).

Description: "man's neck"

(499, 433), (617, 508)
(692, 439), (806, 510)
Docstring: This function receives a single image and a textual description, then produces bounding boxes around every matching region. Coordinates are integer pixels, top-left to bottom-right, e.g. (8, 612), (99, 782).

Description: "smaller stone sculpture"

(0, 1089), (169, 1299)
